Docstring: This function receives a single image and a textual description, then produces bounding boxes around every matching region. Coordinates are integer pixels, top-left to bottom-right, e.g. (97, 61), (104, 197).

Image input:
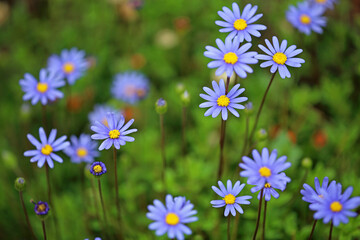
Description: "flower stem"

(308, 219), (317, 240)
(181, 106), (187, 156)
(227, 216), (231, 240)
(262, 200), (268, 240)
(328, 221), (333, 240)
(253, 188), (264, 240)
(113, 147), (121, 222)
(42, 220), (47, 240)
(19, 191), (37, 240)
(41, 105), (47, 131)
(98, 178), (108, 225)
(160, 114), (166, 188)
(248, 72), (276, 148)
(218, 77), (231, 179)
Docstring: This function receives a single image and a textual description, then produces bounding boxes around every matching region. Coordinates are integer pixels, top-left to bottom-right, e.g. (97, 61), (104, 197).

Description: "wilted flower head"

(211, 180), (252, 216)
(204, 37), (258, 78)
(33, 201), (50, 215)
(240, 148), (291, 201)
(111, 71), (150, 104)
(216, 3), (266, 42)
(91, 112), (137, 150)
(24, 127), (69, 168)
(147, 194), (198, 240)
(199, 79), (247, 120)
(286, 2), (327, 35)
(19, 69), (65, 105)
(47, 48), (89, 85)
(90, 161), (107, 176)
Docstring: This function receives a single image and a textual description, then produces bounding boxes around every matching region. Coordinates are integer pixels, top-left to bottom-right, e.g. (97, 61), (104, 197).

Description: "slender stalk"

(227, 216), (231, 240)
(98, 178), (108, 225)
(262, 200), (268, 240)
(160, 114), (166, 187)
(241, 115), (250, 158)
(19, 191), (37, 240)
(253, 188), (264, 240)
(181, 106), (187, 156)
(248, 72), (277, 147)
(113, 147), (121, 222)
(90, 178), (101, 223)
(218, 77), (231, 179)
(42, 220), (47, 240)
(328, 221), (333, 240)
(308, 219), (317, 240)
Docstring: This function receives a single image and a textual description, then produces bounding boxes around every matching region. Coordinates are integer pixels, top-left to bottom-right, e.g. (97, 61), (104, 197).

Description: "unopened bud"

(155, 98), (167, 114)
(15, 177), (26, 191)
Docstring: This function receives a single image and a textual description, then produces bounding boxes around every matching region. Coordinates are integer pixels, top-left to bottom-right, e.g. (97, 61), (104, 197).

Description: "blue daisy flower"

(199, 79), (247, 120)
(286, 2), (327, 35)
(309, 182), (360, 226)
(211, 180), (252, 217)
(84, 238), (101, 240)
(24, 127), (70, 168)
(255, 36), (305, 79)
(64, 134), (99, 164)
(301, 177), (337, 204)
(240, 148), (291, 201)
(19, 69), (65, 105)
(204, 37), (258, 78)
(111, 71), (150, 104)
(216, 3), (266, 42)
(90, 161), (107, 176)
(147, 194), (198, 240)
(91, 112), (137, 150)
(310, 0), (338, 10)
(47, 48), (89, 85)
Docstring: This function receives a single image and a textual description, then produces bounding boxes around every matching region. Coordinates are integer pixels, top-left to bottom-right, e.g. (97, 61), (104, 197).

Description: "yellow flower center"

(109, 129), (120, 139)
(217, 95), (230, 107)
(318, 194), (324, 198)
(165, 213), (180, 225)
(63, 62), (75, 74)
(272, 52), (287, 65)
(233, 19), (248, 31)
(223, 194), (236, 205)
(316, 0), (326, 3)
(223, 52), (238, 64)
(93, 164), (103, 173)
(77, 147), (88, 157)
(37, 83), (49, 93)
(41, 144), (53, 155)
(300, 14), (311, 25)
(264, 183), (271, 188)
(259, 167), (271, 177)
(37, 204), (46, 212)
(125, 85), (136, 96)
(102, 118), (109, 127)
(136, 89), (146, 97)
(330, 201), (343, 212)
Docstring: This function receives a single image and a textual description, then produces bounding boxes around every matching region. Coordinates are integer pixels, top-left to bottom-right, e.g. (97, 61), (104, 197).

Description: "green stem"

(113, 147), (121, 222)
(308, 219), (317, 240)
(181, 106), (187, 156)
(98, 178), (107, 225)
(227, 216), (231, 240)
(42, 220), (47, 240)
(253, 188), (264, 240)
(160, 114), (166, 189)
(19, 191), (37, 240)
(328, 221), (333, 240)
(262, 200), (268, 240)
(248, 72), (277, 148)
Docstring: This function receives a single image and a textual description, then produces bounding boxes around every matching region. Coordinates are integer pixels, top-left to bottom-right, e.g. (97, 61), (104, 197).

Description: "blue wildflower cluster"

(286, 0), (338, 35)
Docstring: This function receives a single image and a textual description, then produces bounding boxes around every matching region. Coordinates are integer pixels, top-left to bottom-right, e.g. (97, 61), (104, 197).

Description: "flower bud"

(244, 102), (253, 115)
(14, 177), (26, 191)
(255, 128), (268, 141)
(175, 83), (185, 94)
(155, 98), (167, 114)
(181, 90), (190, 106)
(301, 157), (313, 169)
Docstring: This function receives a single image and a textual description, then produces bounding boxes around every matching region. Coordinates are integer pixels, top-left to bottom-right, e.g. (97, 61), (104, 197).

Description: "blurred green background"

(1, 0), (360, 239)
